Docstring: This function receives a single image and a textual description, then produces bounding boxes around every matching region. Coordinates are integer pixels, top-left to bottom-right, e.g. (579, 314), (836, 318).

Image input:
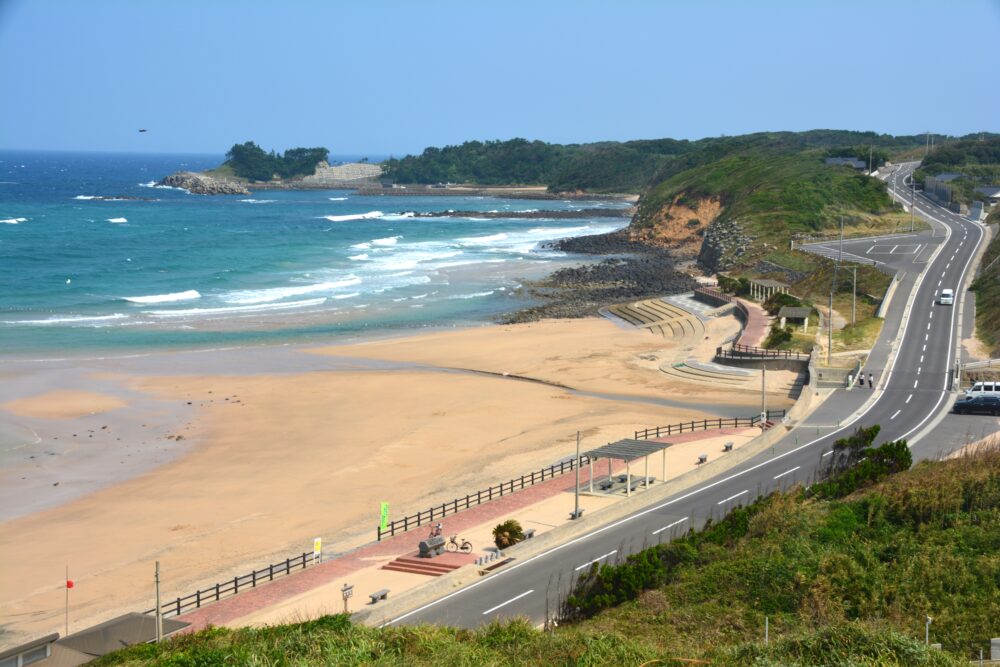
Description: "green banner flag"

(379, 502), (390, 531)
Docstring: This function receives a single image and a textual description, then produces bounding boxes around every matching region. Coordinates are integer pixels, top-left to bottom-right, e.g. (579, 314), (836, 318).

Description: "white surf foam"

(74, 195), (97, 200)
(350, 241), (372, 250)
(322, 210), (383, 222)
(457, 232), (507, 245)
(1, 217), (27, 224)
(139, 180), (185, 191)
(221, 276), (361, 305)
(9, 313), (129, 326)
(348, 253), (369, 261)
(382, 211), (415, 220)
(328, 196), (348, 201)
(123, 290), (201, 304)
(240, 199), (276, 204)
(107, 217), (128, 224)
(332, 292), (360, 300)
(448, 290), (496, 300)
(371, 236), (400, 247)
(145, 297), (327, 318)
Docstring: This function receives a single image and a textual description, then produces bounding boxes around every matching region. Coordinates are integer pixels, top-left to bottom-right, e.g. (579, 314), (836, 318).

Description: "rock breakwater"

(157, 172), (250, 195)
(501, 230), (697, 323)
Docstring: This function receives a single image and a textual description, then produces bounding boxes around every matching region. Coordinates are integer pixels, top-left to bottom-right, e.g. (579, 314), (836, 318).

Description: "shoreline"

(0, 313), (795, 646)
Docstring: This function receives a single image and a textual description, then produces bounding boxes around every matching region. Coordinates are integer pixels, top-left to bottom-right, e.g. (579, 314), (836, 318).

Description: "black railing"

(143, 551), (315, 619)
(377, 456), (593, 541)
(633, 410), (786, 440)
(717, 342), (811, 361)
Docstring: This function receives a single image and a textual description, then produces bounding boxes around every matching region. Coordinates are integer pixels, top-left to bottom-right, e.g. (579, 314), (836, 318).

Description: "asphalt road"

(386, 163), (989, 629)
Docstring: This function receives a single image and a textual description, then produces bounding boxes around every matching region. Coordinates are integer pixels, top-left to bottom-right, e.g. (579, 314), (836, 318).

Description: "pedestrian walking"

(868, 372), (874, 388)
(858, 373), (864, 387)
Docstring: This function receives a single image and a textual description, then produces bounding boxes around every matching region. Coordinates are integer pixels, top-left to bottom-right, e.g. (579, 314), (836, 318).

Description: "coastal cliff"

(158, 172), (250, 195)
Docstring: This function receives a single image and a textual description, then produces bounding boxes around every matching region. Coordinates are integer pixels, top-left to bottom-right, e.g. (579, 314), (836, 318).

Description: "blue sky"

(1, 0), (998, 156)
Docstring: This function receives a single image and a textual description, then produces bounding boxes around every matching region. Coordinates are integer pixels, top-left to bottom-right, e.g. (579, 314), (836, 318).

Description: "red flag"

(66, 580), (74, 589)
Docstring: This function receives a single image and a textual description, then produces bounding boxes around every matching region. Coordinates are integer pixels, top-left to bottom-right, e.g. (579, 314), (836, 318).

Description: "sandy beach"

(0, 316), (794, 647)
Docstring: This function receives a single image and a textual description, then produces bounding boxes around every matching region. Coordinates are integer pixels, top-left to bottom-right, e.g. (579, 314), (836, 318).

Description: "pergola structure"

(583, 438), (672, 497)
(748, 278), (789, 302)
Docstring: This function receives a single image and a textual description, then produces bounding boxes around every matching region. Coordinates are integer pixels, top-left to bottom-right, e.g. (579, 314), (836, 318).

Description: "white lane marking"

(927, 323), (931, 330)
(914, 379), (919, 388)
(922, 344), (926, 351)
(938, 280), (942, 286)
(652, 517), (688, 535)
(574, 550), (618, 571)
(906, 394), (912, 403)
(773, 466), (800, 480)
(891, 245), (898, 253)
(929, 311), (934, 319)
(717, 490), (749, 505)
(822, 450), (834, 458)
(917, 368), (921, 374)
(925, 333), (929, 341)
(920, 355), (924, 363)
(890, 409), (901, 420)
(947, 263), (951, 268)
(482, 589), (534, 615)
(383, 211), (980, 628)
(942, 272), (947, 277)
(867, 245), (875, 254)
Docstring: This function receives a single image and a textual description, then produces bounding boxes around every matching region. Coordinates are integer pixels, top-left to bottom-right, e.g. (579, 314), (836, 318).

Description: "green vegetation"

(223, 141), (329, 182)
(914, 135), (1000, 205)
(381, 130), (927, 194)
(95, 444), (999, 666)
(971, 225), (1000, 355)
(492, 518), (525, 549)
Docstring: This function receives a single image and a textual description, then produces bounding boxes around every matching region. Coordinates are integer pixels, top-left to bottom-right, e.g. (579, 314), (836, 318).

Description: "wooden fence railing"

(633, 410), (786, 440)
(717, 342), (811, 361)
(376, 456), (592, 541)
(143, 551), (315, 619)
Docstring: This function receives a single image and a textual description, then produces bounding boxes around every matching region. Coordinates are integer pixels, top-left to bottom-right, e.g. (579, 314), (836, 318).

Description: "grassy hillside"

(913, 135), (1000, 205)
(381, 131), (926, 194)
(971, 216), (1000, 355)
(94, 443), (999, 666)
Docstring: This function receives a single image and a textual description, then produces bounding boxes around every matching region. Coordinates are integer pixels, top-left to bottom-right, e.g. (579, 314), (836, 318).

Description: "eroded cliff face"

(629, 193), (751, 271)
(158, 172), (250, 195)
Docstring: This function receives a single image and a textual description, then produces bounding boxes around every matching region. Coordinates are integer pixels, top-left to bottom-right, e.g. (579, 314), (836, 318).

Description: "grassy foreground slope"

(94, 445), (999, 666)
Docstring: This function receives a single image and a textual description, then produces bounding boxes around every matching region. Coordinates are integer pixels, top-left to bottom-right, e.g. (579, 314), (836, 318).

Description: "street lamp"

(341, 583), (354, 614)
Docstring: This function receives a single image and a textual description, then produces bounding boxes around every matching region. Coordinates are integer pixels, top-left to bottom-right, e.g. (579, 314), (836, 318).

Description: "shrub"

(492, 519), (525, 549)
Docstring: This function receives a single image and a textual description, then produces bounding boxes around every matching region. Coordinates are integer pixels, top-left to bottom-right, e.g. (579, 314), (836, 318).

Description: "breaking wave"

(123, 290), (201, 304)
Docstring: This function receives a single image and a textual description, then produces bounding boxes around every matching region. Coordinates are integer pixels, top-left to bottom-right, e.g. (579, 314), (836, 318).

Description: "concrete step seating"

(381, 555), (464, 578)
(605, 298), (705, 340)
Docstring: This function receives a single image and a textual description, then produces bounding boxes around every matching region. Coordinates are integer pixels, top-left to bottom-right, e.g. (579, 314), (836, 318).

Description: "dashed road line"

(482, 590), (534, 615)
(652, 518), (688, 535)
(574, 550), (618, 572)
(717, 490), (749, 505)
(890, 409), (901, 420)
(773, 466), (800, 480)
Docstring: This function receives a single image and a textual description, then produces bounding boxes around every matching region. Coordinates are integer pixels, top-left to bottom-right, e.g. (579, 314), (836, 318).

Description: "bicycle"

(446, 535), (473, 553)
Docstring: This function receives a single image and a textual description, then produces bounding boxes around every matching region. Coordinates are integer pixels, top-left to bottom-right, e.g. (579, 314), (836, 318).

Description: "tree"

(492, 519), (525, 550)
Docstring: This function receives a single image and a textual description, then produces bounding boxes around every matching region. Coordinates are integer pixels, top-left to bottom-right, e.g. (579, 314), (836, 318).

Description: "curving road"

(385, 163), (988, 628)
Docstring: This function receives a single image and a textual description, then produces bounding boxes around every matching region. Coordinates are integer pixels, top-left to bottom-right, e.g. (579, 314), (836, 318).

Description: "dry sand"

(0, 317), (790, 647)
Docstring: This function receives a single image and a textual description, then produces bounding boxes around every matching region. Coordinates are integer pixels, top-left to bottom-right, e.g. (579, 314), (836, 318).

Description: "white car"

(938, 288), (954, 305)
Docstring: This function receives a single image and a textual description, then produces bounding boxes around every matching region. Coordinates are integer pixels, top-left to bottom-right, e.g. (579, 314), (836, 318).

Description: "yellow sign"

(379, 502), (390, 531)
(313, 537), (322, 563)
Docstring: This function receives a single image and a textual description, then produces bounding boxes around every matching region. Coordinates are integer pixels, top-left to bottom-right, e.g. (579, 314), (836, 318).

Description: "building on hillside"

(924, 172), (962, 204)
(823, 157), (867, 170)
(974, 186), (1000, 205)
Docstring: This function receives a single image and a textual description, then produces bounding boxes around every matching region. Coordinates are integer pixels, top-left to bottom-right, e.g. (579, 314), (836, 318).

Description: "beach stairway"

(660, 358), (806, 396)
(603, 298), (706, 341)
(381, 554), (467, 577)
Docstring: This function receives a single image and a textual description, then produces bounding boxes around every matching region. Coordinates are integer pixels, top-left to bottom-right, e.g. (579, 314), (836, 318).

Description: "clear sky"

(1, 0), (998, 156)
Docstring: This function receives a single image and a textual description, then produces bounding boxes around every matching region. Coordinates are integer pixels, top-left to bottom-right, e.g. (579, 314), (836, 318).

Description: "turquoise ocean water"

(0, 151), (629, 357)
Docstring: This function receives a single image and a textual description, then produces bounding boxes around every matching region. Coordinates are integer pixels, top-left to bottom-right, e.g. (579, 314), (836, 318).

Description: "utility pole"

(851, 266), (857, 325)
(155, 561), (163, 643)
(910, 173), (916, 232)
(761, 358), (766, 424)
(868, 144), (873, 174)
(828, 217), (844, 365)
(572, 432), (582, 519)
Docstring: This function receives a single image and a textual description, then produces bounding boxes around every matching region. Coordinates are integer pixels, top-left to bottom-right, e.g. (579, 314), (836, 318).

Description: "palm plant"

(492, 519), (525, 550)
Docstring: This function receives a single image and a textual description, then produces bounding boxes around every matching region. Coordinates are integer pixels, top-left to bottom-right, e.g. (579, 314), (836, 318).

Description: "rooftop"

(778, 306), (812, 319)
(584, 438), (670, 462)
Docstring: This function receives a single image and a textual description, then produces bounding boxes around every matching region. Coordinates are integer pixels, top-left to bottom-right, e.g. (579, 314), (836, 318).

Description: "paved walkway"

(735, 298), (771, 347)
(175, 427), (751, 632)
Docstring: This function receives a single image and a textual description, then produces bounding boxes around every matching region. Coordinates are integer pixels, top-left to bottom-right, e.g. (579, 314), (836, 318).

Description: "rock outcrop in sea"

(157, 172), (250, 195)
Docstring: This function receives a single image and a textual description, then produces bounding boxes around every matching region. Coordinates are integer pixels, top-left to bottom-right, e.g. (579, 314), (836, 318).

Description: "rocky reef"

(696, 217), (754, 272)
(157, 172), (250, 195)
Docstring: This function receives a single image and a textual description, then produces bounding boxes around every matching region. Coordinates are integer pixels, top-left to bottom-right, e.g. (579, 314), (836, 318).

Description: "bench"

(598, 479), (615, 491)
(616, 474), (629, 484)
(628, 477), (656, 492)
(368, 588), (389, 604)
(697, 453), (708, 464)
(723, 441), (734, 452)
(524, 528), (536, 539)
